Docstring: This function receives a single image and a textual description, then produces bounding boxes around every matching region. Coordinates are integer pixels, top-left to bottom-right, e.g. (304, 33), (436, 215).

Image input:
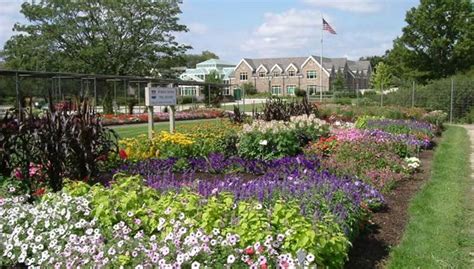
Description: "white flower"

(306, 253), (315, 262)
(191, 261), (200, 269)
(108, 247), (116, 255)
(227, 254), (236, 264)
(259, 140), (268, 146)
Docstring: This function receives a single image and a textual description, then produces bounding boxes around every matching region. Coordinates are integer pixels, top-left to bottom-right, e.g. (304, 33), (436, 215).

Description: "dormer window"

(272, 71), (280, 77)
(288, 70), (295, 77)
(259, 71), (266, 77)
(307, 70), (317, 79)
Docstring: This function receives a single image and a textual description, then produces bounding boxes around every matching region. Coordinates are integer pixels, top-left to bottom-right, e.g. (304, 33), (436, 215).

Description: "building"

(178, 59), (235, 97)
(229, 55), (371, 96)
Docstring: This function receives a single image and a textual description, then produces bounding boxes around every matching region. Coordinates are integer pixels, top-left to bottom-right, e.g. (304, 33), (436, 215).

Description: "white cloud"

(241, 9), (330, 57)
(302, 0), (381, 13)
(0, 1), (24, 48)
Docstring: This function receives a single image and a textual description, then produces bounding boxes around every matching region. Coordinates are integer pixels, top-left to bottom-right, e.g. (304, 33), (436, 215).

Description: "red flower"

(260, 264), (268, 269)
(245, 247), (255, 255)
(96, 154), (108, 161)
(33, 188), (45, 197)
(119, 149), (128, 160)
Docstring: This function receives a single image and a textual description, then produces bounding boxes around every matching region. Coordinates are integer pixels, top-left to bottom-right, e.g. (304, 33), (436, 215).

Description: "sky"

(0, 0), (420, 64)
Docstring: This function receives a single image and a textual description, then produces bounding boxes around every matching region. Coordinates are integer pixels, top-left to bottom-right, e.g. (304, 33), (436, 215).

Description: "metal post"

(147, 82), (154, 139)
(169, 105), (176, 133)
(137, 82), (140, 113)
(93, 78), (97, 112)
(242, 85), (246, 113)
(356, 82), (359, 106)
(450, 78), (454, 124)
(380, 82), (384, 107)
(59, 77), (62, 101)
(15, 72), (22, 121)
(207, 84), (211, 106)
(412, 81), (415, 107)
(113, 80), (117, 115)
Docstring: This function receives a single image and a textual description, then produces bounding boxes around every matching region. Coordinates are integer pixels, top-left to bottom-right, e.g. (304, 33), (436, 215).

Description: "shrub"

(1, 101), (118, 194)
(180, 96), (196, 104)
(238, 115), (328, 159)
(334, 97), (352, 105)
(294, 88), (307, 97)
(258, 97), (315, 121)
(308, 138), (409, 191)
(241, 82), (257, 95)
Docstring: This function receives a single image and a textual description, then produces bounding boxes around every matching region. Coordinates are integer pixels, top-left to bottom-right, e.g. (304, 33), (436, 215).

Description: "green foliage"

(203, 70), (223, 107)
(241, 82), (257, 95)
(371, 62), (392, 90)
(180, 51), (220, 68)
(380, 72), (474, 121)
(331, 71), (346, 91)
(1, 101), (118, 193)
(4, 0), (189, 74)
(259, 97), (314, 121)
(294, 88), (307, 97)
(64, 174), (351, 267)
(238, 130), (302, 160)
(386, 0), (474, 82)
(318, 139), (410, 191)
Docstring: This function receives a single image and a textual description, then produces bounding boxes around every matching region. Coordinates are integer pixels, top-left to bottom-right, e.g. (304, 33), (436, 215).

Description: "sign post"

(145, 84), (177, 139)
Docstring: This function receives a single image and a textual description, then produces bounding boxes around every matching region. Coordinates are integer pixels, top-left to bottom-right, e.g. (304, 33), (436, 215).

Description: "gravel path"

(463, 125), (474, 178)
(461, 124), (474, 263)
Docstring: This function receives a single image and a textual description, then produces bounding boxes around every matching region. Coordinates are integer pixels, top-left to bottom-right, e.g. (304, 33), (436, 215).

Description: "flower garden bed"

(0, 102), (443, 268)
(101, 108), (225, 126)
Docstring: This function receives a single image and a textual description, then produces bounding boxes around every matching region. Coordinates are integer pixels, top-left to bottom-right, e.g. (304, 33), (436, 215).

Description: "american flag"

(322, 18), (336, 34)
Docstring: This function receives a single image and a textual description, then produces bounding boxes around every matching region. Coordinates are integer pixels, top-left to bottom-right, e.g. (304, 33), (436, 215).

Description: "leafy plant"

(2, 99), (118, 193)
(258, 97), (315, 121)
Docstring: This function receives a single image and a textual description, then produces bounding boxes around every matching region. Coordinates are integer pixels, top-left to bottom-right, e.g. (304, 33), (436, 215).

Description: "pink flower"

(28, 163), (42, 177)
(12, 168), (23, 180)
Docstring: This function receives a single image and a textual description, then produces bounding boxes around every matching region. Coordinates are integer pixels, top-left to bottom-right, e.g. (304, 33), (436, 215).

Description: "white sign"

(145, 86), (177, 106)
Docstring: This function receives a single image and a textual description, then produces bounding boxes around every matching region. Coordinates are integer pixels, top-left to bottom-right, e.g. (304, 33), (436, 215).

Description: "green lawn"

(111, 118), (220, 138)
(387, 126), (473, 268)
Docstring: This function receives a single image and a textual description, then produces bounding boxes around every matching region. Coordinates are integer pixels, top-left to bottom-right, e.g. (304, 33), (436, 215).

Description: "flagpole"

(320, 15), (323, 102)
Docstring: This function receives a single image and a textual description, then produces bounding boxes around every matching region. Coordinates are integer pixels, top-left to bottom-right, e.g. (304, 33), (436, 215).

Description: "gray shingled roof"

(241, 56), (370, 76)
(244, 57), (307, 72)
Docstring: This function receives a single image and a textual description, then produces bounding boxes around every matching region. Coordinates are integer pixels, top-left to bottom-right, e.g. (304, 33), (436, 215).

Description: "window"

(180, 87), (197, 96)
(306, 70), (317, 79)
(240, 72), (248, 81)
(286, 85), (296, 95)
(272, 71), (280, 77)
(271, 85), (282, 95)
(288, 70), (295, 77)
(259, 71), (266, 77)
(223, 88), (230, 95)
(307, 85), (318, 95)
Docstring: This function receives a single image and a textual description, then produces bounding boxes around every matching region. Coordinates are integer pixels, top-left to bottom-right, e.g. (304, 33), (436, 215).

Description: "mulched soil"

(345, 145), (436, 269)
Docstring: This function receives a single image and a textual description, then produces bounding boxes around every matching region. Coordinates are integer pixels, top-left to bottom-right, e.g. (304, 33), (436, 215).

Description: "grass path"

(111, 118), (220, 138)
(387, 126), (474, 268)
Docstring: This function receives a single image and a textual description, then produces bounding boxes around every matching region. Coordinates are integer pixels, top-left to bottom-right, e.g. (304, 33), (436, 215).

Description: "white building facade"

(179, 59), (235, 97)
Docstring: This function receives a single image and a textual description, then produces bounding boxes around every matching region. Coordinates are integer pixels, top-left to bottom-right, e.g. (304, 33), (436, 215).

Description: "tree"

(386, 0), (474, 82)
(2, 0), (189, 113)
(371, 62), (392, 91)
(241, 82), (257, 95)
(359, 55), (386, 73)
(181, 51), (220, 68)
(331, 71), (346, 91)
(203, 70), (223, 107)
